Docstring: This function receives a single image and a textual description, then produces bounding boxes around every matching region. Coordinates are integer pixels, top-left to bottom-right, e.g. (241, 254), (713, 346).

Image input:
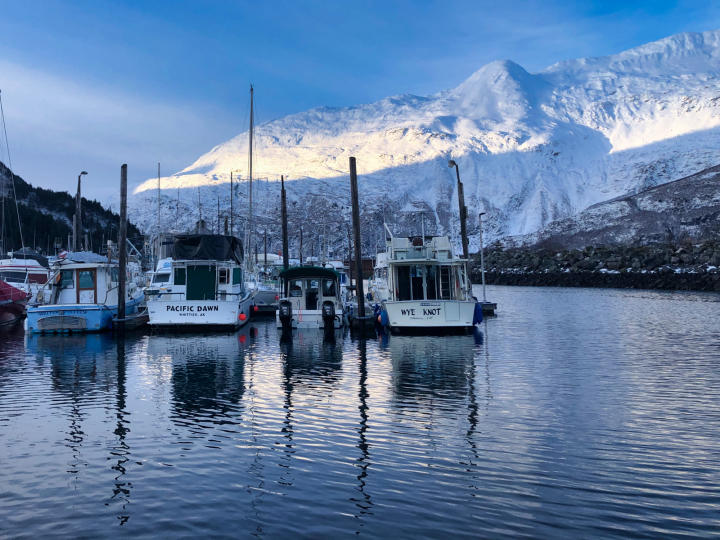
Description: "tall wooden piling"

(281, 175), (289, 270)
(349, 157), (366, 318)
(118, 164), (128, 320)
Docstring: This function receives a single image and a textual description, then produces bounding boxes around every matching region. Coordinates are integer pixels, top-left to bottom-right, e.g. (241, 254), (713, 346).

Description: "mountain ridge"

(130, 29), (720, 255)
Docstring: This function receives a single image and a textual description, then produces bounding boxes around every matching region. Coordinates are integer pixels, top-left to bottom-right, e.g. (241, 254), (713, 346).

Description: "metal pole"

(281, 175), (289, 270)
(349, 157), (366, 318)
(230, 171), (234, 236)
(264, 229), (267, 271)
(479, 212), (487, 302)
(299, 226), (303, 265)
(118, 164), (127, 320)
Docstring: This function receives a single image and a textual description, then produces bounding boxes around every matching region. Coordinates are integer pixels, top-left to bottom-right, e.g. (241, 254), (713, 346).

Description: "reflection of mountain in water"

(280, 329), (344, 390)
(162, 334), (247, 420)
(390, 335), (476, 403)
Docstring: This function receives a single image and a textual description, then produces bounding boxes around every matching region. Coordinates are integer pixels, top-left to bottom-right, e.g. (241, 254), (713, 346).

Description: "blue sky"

(1, 0), (719, 200)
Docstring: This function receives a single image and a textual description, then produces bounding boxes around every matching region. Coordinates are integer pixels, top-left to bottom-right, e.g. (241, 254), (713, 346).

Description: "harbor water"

(1, 285), (719, 537)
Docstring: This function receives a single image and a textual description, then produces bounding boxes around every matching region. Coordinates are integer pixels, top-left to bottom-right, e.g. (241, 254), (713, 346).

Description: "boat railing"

(152, 291), (248, 301)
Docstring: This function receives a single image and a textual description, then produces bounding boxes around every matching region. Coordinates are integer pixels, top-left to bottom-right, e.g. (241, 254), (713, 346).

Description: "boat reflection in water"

(143, 329), (254, 423)
(24, 332), (134, 524)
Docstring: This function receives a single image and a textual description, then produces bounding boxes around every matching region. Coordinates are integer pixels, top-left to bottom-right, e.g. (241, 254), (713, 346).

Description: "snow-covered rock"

(130, 29), (720, 255)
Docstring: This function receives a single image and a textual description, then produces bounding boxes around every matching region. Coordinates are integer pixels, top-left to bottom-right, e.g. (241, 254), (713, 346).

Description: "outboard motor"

(322, 300), (336, 330)
(279, 300), (293, 331)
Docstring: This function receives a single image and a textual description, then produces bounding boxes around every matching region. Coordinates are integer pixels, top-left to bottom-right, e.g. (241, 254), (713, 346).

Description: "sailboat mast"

(157, 162), (161, 232)
(247, 84), (254, 267)
(230, 171), (234, 236)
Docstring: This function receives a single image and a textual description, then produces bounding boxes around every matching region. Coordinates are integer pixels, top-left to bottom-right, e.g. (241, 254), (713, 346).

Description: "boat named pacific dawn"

(147, 234), (253, 329)
(25, 252), (144, 333)
(378, 235), (481, 333)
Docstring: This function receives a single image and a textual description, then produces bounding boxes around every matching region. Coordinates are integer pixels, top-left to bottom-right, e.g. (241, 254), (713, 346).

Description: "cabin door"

(186, 265), (216, 300)
(76, 269), (97, 304)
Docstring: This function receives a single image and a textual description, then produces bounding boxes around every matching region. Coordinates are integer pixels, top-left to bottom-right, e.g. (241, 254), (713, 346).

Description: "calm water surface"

(1, 285), (719, 538)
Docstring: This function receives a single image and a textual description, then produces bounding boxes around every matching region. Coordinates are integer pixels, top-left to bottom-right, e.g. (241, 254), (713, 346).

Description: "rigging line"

(0, 89), (25, 256)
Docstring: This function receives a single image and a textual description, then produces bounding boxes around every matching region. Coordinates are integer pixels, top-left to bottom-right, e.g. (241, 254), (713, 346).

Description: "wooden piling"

(118, 164), (127, 321)
(349, 157), (366, 319)
(281, 175), (289, 270)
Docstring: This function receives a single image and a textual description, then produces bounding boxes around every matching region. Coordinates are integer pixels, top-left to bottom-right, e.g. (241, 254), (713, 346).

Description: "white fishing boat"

(147, 234), (253, 329)
(377, 234), (482, 333)
(25, 252), (145, 333)
(276, 266), (344, 330)
(368, 251), (390, 303)
(0, 250), (50, 297)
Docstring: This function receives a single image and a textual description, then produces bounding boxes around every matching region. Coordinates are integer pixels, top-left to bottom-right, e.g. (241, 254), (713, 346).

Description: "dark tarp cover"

(11, 248), (49, 268)
(279, 266), (340, 281)
(173, 234), (244, 263)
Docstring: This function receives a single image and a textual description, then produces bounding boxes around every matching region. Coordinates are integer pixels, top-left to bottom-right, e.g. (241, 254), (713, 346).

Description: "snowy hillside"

(131, 30), (720, 256)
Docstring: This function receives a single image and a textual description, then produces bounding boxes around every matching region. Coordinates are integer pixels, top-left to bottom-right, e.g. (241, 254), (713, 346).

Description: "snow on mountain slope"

(131, 30), (720, 255)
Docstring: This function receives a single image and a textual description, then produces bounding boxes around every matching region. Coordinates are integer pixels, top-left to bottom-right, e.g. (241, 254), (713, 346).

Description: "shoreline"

(476, 269), (720, 292)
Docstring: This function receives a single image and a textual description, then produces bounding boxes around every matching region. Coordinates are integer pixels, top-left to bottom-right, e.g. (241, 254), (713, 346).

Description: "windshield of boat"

(153, 272), (170, 285)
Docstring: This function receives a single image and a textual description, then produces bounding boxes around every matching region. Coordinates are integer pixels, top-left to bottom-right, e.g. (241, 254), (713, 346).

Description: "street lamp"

(74, 171), (88, 251)
(478, 212), (487, 302)
(448, 160), (469, 261)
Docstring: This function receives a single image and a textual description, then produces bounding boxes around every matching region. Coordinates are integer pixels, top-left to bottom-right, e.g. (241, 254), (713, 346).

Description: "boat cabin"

(279, 266), (341, 311)
(50, 262), (119, 305)
(386, 236), (471, 302)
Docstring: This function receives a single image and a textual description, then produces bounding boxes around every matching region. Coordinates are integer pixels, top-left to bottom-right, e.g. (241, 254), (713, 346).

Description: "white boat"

(25, 252), (145, 333)
(368, 251), (390, 303)
(0, 251), (50, 298)
(276, 266), (345, 330)
(378, 235), (482, 333)
(147, 234), (253, 329)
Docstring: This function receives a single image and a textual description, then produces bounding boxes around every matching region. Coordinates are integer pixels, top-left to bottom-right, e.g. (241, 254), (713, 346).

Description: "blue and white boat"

(26, 252), (145, 333)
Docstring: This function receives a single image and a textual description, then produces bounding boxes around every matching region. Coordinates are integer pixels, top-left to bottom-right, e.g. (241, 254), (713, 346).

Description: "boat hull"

(25, 295), (144, 334)
(383, 300), (477, 332)
(148, 295), (252, 329)
(275, 308), (344, 329)
(251, 288), (279, 316)
(0, 299), (27, 326)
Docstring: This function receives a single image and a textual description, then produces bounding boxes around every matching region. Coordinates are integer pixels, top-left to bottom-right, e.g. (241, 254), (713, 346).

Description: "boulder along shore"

(470, 241), (720, 292)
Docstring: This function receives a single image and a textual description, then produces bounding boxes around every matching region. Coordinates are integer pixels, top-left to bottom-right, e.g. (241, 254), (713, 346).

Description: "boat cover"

(10, 247), (49, 268)
(279, 266), (340, 281)
(0, 280), (28, 303)
(60, 251), (113, 264)
(173, 235), (244, 263)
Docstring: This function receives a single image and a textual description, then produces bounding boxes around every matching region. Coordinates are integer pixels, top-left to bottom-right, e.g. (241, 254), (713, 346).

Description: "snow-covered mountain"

(131, 30), (720, 256)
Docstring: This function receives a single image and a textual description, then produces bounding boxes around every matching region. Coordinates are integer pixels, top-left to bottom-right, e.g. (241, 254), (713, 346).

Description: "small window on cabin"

(60, 270), (75, 288)
(290, 280), (303, 297)
(322, 279), (336, 297)
(219, 268), (229, 284)
(111, 268), (120, 283)
(153, 272), (169, 284)
(308, 279), (319, 292)
(232, 268), (242, 285)
(78, 270), (95, 289)
(174, 267), (186, 285)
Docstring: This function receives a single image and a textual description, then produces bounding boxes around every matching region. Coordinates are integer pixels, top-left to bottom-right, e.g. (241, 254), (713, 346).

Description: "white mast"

(247, 84), (254, 270)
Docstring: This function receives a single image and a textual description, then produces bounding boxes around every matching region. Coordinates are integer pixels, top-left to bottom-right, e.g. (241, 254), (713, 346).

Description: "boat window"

(439, 266), (453, 299)
(410, 265), (424, 300)
(174, 267), (186, 285)
(78, 270), (95, 289)
(152, 272), (169, 284)
(396, 266), (411, 300)
(111, 268), (120, 283)
(425, 265), (438, 300)
(289, 280), (303, 297)
(60, 270), (74, 288)
(0, 271), (26, 282)
(322, 278), (336, 297)
(306, 279), (319, 310)
(218, 268), (229, 284)
(232, 268), (242, 285)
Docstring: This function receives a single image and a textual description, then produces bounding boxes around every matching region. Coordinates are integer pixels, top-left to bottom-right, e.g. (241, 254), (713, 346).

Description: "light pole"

(74, 171), (88, 251)
(447, 160), (469, 262)
(479, 212), (487, 302)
